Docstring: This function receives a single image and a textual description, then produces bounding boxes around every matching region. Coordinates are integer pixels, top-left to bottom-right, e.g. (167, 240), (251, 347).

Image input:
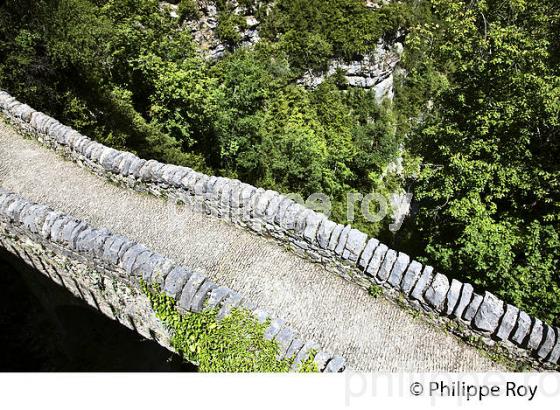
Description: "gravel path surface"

(0, 119), (502, 371)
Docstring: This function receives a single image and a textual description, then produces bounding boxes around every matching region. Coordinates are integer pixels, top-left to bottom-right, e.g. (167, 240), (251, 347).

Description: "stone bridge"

(1, 90), (559, 372)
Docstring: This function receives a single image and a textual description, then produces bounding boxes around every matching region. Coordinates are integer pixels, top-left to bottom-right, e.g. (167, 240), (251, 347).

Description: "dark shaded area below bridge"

(0, 249), (196, 372)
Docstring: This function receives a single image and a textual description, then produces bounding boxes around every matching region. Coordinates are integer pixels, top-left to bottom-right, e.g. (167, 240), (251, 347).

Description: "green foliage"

(142, 282), (318, 372)
(368, 284), (383, 299)
(395, 0), (560, 326)
(260, 0), (408, 72)
(178, 0), (200, 22)
(216, 11), (247, 48)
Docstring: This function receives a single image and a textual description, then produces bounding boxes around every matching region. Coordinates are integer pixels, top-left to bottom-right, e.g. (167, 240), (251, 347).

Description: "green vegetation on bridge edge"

(141, 282), (318, 372)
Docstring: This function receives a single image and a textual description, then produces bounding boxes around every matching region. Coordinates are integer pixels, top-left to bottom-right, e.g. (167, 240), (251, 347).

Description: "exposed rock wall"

(163, 0), (261, 59)
(297, 40), (402, 103)
(164, 0), (401, 101)
(1, 90), (559, 370)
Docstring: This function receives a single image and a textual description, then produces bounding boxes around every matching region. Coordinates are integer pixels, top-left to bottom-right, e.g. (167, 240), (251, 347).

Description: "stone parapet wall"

(0, 188), (345, 372)
(1, 90), (559, 370)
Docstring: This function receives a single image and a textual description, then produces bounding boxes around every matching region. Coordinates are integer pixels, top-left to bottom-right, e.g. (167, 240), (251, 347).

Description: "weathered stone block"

(115, 153), (133, 175)
(129, 158), (146, 177)
(358, 238), (379, 270)
(303, 212), (324, 243)
(445, 279), (463, 316)
(138, 159), (159, 181)
(91, 230), (114, 258)
(178, 272), (207, 311)
(6, 199), (27, 221)
(294, 208), (313, 235)
(282, 203), (304, 230)
(537, 325), (556, 360)
(74, 228), (100, 253)
(160, 164), (179, 184)
(39, 117), (56, 134)
(163, 266), (192, 299)
(102, 236), (125, 264)
(41, 212), (63, 239)
(313, 351), (331, 372)
(11, 103), (34, 121)
(218, 180), (235, 210)
(120, 244), (150, 274)
(90, 145), (105, 162)
(527, 319), (544, 351)
(327, 224), (344, 251)
(424, 273), (450, 312)
(73, 135), (90, 152)
(274, 327), (295, 359)
(264, 318), (284, 340)
(292, 340), (320, 370)
(82, 141), (97, 159)
(547, 328), (560, 364)
(453, 283), (473, 319)
(218, 291), (242, 318)
(365, 243), (388, 277)
(317, 219), (337, 249)
(511, 311), (532, 346)
(59, 219), (80, 243)
(496, 304), (519, 341)
(285, 339), (305, 362)
(206, 286), (233, 308)
(16, 203), (35, 225)
(387, 252), (410, 288)
(253, 308), (269, 324)
(99, 149), (119, 171)
(254, 190), (276, 217)
(148, 162), (165, 183)
(129, 249), (155, 277)
(22, 205), (50, 233)
(194, 174), (209, 196)
(238, 184), (257, 207)
(204, 176), (218, 196)
(375, 249), (397, 282)
(149, 257), (176, 286)
(65, 129), (81, 147)
(170, 168), (191, 187)
(400, 260), (423, 294)
(106, 152), (124, 172)
(463, 293), (483, 322)
(190, 280), (218, 312)
(30, 112), (47, 131)
(50, 216), (74, 243)
(0, 92), (14, 109)
(65, 221), (88, 248)
(334, 225), (351, 256)
(181, 171), (201, 193)
(473, 291), (504, 333)
(342, 229), (367, 262)
(0, 194), (17, 214)
(138, 254), (167, 282)
(324, 356), (346, 373)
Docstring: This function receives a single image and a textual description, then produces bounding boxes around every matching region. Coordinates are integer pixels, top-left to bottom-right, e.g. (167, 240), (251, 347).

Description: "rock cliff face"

(162, 0), (402, 101)
(163, 0), (261, 60)
(298, 40), (403, 103)
(186, 1), (261, 59)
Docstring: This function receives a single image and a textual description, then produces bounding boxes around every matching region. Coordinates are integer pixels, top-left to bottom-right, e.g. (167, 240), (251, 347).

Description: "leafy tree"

(398, 0), (560, 325)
